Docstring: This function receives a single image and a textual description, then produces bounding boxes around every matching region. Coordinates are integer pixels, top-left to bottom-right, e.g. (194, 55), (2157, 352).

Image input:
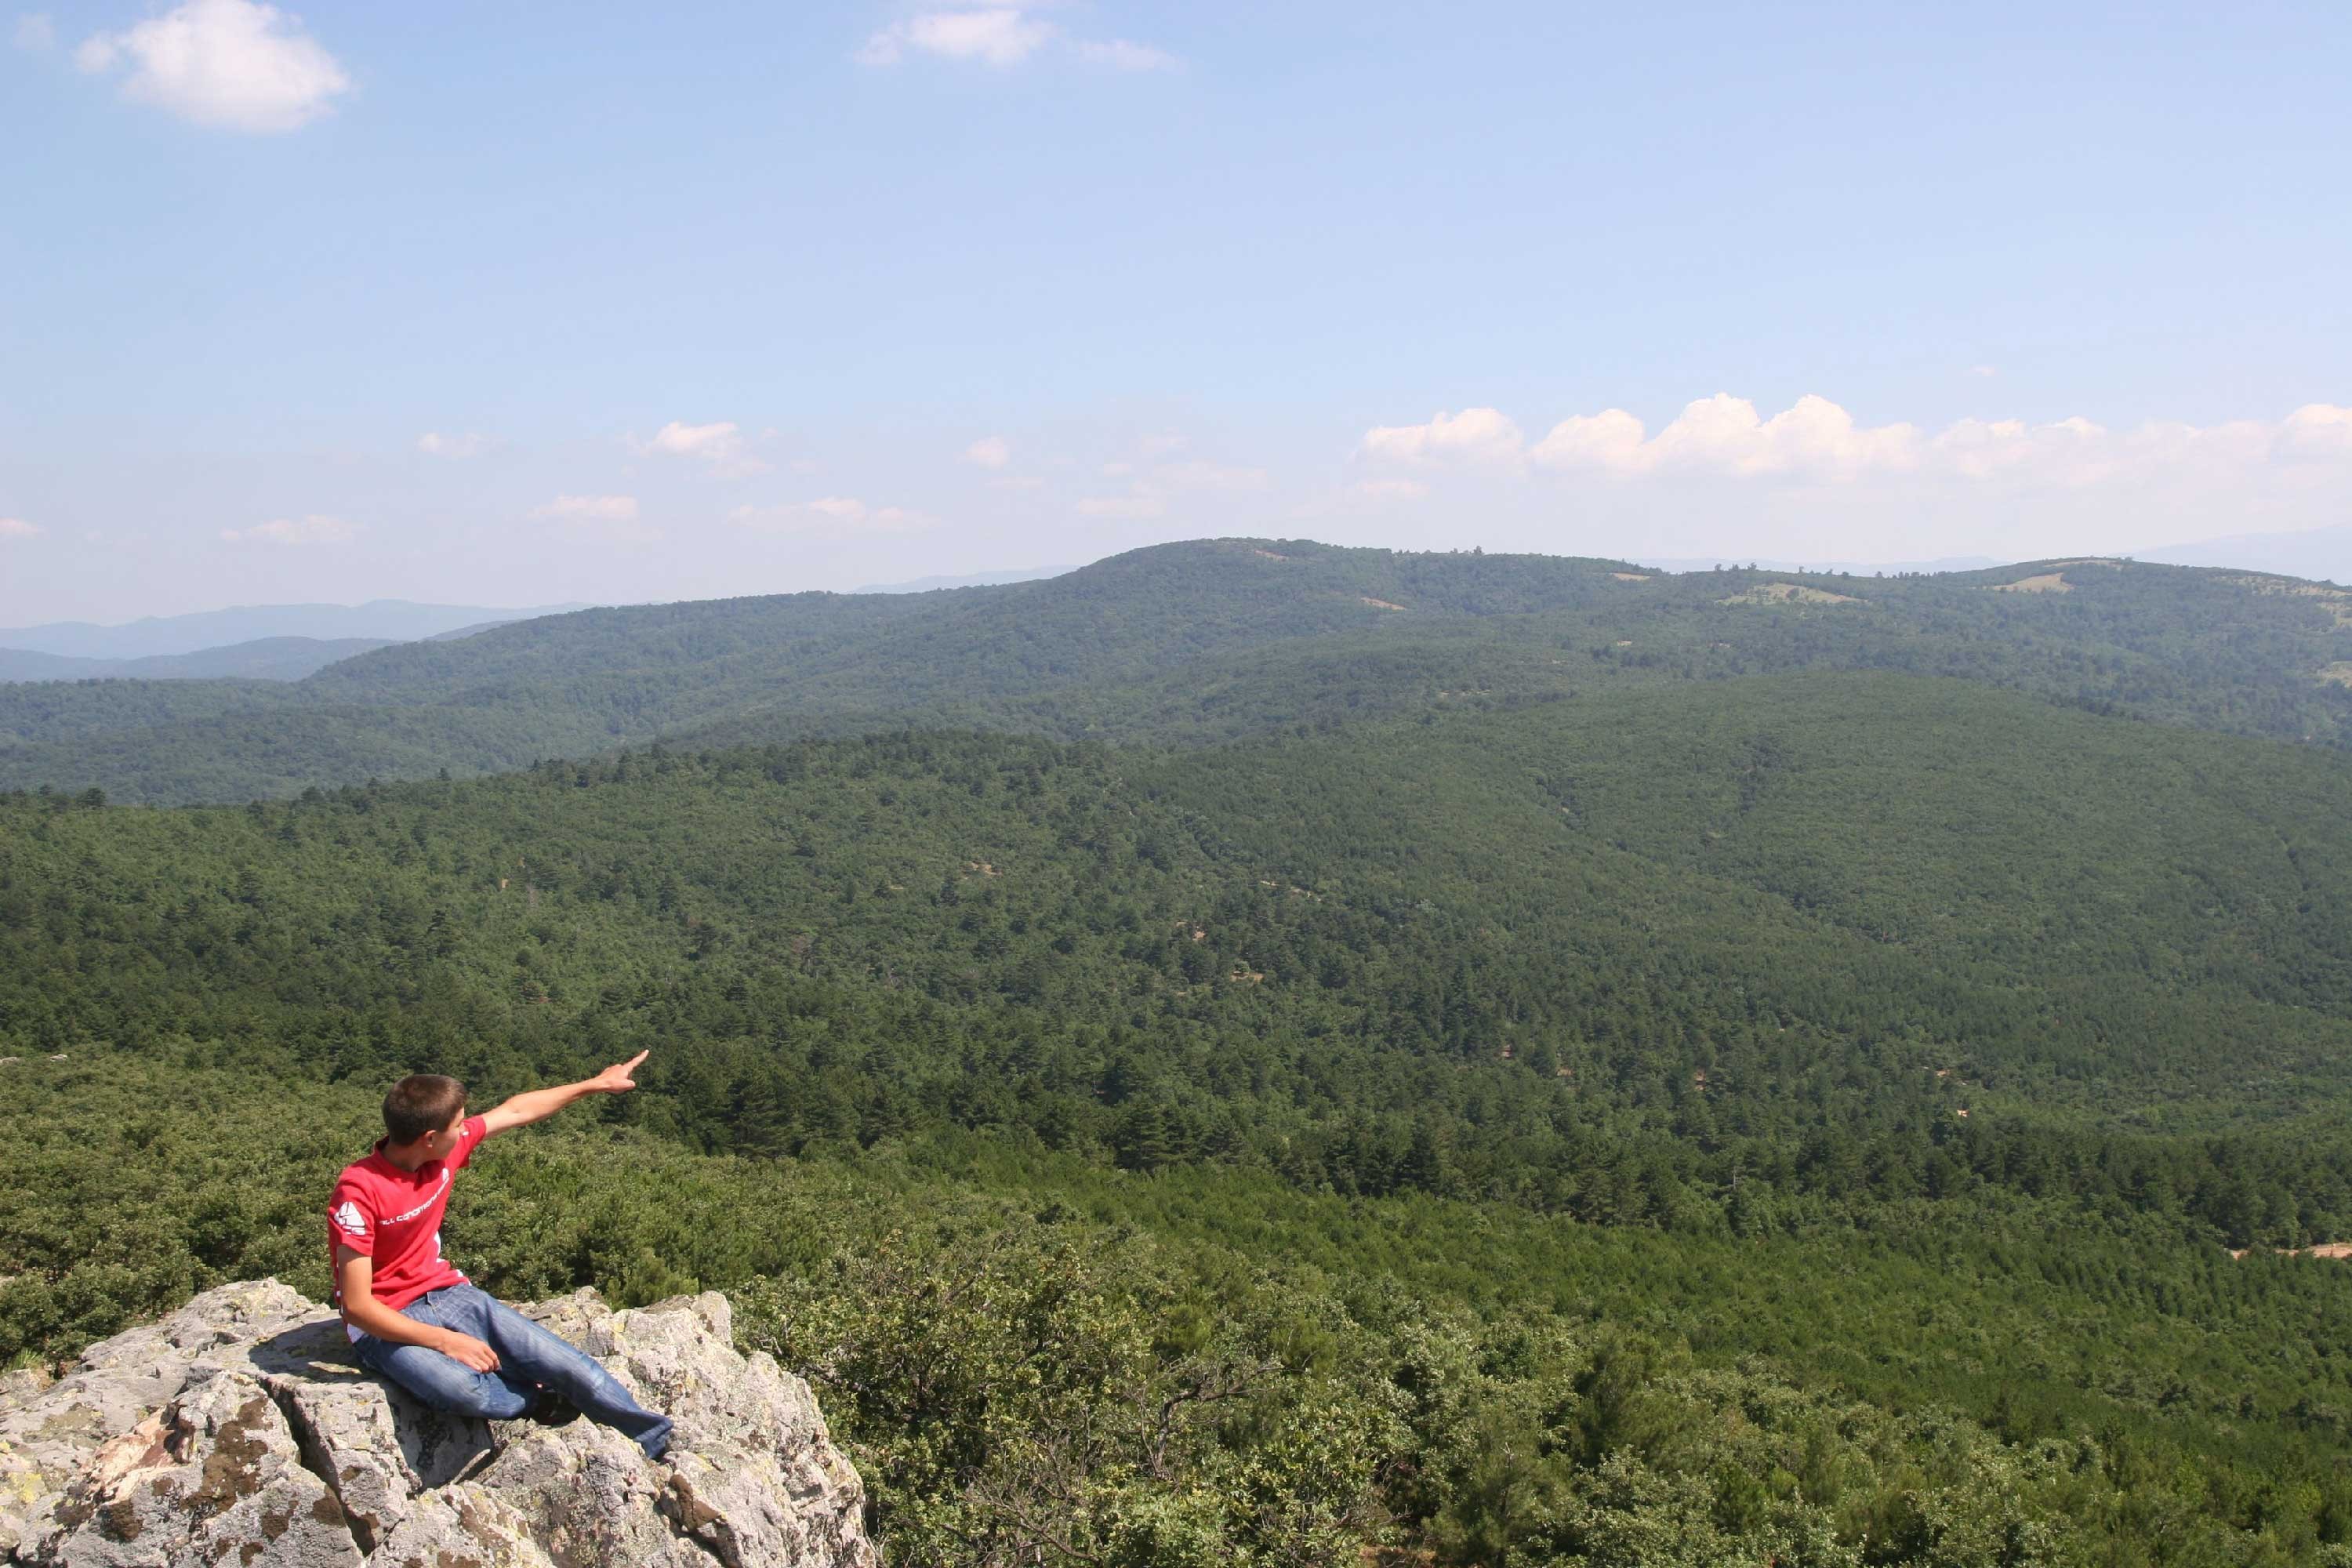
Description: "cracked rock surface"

(1, 1281), (876, 1568)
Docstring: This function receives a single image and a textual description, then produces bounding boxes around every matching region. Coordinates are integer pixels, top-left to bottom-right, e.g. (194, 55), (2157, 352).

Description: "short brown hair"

(383, 1074), (468, 1145)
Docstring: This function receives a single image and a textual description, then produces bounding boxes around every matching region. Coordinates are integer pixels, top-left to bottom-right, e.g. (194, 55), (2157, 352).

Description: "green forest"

(9, 542), (2352, 1563)
(6, 539), (2351, 804)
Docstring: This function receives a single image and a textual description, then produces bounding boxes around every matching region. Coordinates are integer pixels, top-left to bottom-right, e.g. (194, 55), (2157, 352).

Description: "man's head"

(383, 1073), (468, 1156)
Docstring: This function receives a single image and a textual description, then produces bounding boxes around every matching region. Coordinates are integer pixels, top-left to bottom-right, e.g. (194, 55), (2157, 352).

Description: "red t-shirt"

(327, 1115), (492, 1331)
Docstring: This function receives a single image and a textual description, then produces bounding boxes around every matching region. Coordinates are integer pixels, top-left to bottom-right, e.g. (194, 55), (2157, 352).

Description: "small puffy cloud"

(76, 0), (350, 133)
(643, 419), (767, 477)
(15, 12), (54, 51)
(0, 516), (40, 538)
(859, 8), (1054, 66)
(220, 514), (358, 545)
(729, 497), (925, 533)
(858, 7), (1176, 71)
(964, 435), (1012, 470)
(416, 430), (491, 459)
(1359, 407), (1526, 469)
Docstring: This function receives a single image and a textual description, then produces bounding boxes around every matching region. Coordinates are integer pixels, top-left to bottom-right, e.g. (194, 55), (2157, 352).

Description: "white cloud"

(2284, 403), (2352, 458)
(643, 419), (767, 477)
(1527, 394), (1923, 479)
(416, 430), (491, 459)
(530, 494), (657, 542)
(0, 516), (40, 538)
(14, 12), (54, 51)
(964, 435), (1012, 470)
(1075, 38), (1178, 71)
(858, 7), (1176, 71)
(859, 9), (1053, 66)
(1359, 407), (1526, 469)
(1363, 393), (2352, 498)
(220, 514), (357, 545)
(729, 497), (926, 533)
(76, 0), (350, 133)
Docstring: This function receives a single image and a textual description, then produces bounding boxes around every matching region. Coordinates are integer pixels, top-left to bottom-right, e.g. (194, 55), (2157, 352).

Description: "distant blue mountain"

(852, 566), (1078, 594)
(0, 600), (591, 660)
(0, 637), (397, 684)
(2134, 524), (2352, 585)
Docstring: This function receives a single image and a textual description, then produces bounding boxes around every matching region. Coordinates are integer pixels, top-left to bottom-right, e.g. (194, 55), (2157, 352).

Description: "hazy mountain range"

(0, 599), (590, 662)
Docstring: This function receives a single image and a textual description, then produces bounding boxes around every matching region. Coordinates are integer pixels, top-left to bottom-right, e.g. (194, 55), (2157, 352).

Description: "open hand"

(441, 1331), (500, 1374)
(590, 1050), (648, 1094)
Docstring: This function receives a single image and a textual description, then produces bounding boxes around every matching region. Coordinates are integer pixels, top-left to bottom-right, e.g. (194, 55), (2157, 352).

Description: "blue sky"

(4, 1), (2349, 622)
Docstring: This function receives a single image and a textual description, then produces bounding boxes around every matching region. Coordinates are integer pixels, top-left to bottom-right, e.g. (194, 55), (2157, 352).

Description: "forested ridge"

(5, 538), (2350, 804)
(13, 542), (2352, 1562)
(9, 658), (2352, 1561)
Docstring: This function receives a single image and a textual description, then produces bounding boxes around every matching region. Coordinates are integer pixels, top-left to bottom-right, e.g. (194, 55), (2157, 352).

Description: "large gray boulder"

(1, 1281), (875, 1568)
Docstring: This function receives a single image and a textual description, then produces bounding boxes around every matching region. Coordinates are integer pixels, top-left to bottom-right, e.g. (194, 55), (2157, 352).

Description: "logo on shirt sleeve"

(332, 1200), (368, 1236)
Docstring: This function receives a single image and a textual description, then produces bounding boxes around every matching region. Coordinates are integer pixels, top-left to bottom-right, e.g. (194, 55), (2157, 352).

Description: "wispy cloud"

(1076, 449), (1265, 521)
(13, 12), (54, 52)
(1075, 492), (1167, 520)
(416, 430), (491, 459)
(858, 7), (1176, 71)
(532, 494), (637, 521)
(0, 516), (41, 539)
(728, 497), (927, 532)
(964, 435), (1012, 470)
(1073, 38), (1178, 71)
(75, 0), (350, 133)
(220, 514), (358, 545)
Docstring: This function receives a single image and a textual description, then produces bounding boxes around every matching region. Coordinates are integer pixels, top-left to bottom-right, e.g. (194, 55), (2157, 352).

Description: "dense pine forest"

(10, 541), (2352, 1563)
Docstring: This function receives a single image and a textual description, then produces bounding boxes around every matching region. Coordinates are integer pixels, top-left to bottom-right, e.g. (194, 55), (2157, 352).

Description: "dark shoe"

(526, 1387), (577, 1425)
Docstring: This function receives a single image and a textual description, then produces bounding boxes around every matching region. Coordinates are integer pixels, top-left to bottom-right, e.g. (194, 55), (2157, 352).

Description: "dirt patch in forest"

(2320, 663), (2352, 687)
(1360, 597), (1406, 611)
(1991, 572), (2071, 593)
(1719, 583), (1861, 606)
(1610, 572), (1650, 582)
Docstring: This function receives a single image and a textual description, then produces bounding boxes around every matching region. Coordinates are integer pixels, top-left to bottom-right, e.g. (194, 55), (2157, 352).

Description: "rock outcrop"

(0, 1280), (874, 1568)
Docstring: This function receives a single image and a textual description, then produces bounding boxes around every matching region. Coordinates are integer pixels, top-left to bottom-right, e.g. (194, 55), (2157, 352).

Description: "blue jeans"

(353, 1283), (672, 1460)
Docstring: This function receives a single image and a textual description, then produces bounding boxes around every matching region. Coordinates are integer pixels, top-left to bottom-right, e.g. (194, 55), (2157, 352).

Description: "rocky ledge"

(0, 1280), (875, 1568)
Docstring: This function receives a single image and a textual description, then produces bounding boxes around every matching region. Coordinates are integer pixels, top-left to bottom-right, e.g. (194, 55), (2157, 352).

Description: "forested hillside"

(13, 543), (2352, 1562)
(5, 539), (2351, 803)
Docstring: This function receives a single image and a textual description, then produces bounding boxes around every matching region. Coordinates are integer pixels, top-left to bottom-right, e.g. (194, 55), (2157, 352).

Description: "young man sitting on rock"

(328, 1054), (673, 1460)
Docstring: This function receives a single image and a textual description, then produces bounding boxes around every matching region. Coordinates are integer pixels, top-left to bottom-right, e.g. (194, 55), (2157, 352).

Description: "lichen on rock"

(1, 1280), (874, 1568)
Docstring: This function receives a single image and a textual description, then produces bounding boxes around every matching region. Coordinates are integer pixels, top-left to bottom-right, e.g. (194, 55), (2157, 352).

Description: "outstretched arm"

(479, 1051), (648, 1137)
